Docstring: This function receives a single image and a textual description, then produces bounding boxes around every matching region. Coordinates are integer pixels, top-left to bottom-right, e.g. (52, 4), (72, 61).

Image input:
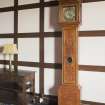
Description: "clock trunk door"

(62, 26), (78, 84)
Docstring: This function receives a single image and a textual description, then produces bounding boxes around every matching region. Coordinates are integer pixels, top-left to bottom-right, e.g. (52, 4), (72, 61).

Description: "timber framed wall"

(0, 0), (105, 104)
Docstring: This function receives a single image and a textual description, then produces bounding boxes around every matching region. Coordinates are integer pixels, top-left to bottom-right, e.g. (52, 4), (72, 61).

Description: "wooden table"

(0, 70), (35, 105)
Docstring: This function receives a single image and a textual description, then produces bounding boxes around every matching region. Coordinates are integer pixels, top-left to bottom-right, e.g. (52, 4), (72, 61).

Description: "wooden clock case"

(59, 0), (81, 26)
(58, 0), (82, 105)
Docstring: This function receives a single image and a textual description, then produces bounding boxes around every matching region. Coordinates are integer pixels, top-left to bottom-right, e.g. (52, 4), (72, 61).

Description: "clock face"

(63, 6), (76, 22)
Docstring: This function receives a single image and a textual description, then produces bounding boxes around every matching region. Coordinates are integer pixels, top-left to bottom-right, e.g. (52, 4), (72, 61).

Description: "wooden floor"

(1, 102), (104, 105)
(1, 101), (105, 105)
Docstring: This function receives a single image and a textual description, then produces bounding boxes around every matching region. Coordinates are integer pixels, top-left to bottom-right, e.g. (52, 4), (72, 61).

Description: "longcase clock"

(58, 0), (82, 105)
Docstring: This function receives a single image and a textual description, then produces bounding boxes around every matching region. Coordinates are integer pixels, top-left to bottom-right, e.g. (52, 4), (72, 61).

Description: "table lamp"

(3, 44), (18, 72)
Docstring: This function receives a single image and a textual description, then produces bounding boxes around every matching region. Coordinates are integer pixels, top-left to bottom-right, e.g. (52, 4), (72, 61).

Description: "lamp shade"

(3, 44), (18, 54)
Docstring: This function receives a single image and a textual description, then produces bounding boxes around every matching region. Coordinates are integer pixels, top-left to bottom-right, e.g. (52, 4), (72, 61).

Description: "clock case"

(59, 0), (81, 27)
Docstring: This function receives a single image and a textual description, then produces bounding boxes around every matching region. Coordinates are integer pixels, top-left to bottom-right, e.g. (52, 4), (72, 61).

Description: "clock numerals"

(63, 6), (76, 22)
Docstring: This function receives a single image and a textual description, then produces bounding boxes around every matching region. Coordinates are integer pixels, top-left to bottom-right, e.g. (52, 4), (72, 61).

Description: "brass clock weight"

(58, 0), (82, 105)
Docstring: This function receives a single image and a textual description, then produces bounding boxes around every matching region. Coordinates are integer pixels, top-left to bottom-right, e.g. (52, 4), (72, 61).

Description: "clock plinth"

(58, 0), (81, 105)
(58, 84), (80, 105)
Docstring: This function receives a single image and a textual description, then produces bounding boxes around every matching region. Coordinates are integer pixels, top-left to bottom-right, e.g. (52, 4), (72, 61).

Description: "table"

(0, 70), (35, 105)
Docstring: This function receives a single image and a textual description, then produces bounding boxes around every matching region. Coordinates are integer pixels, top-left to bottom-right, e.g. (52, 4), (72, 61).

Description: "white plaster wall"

(44, 5), (62, 95)
(79, 37), (105, 66)
(0, 0), (14, 8)
(18, 8), (39, 33)
(18, 0), (39, 5)
(78, 1), (105, 103)
(44, 7), (60, 32)
(44, 37), (62, 63)
(18, 38), (39, 62)
(80, 1), (105, 31)
(44, 68), (62, 95)
(79, 71), (105, 103)
(0, 12), (14, 33)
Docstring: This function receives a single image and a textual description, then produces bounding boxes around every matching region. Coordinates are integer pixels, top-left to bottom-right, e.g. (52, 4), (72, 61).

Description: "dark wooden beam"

(44, 32), (62, 37)
(47, 30), (105, 37)
(1, 60), (105, 72)
(14, 0), (18, 72)
(39, 0), (45, 97)
(79, 65), (105, 72)
(0, 60), (9, 64)
(0, 30), (105, 38)
(83, 0), (105, 3)
(82, 100), (105, 105)
(17, 33), (40, 38)
(44, 63), (62, 69)
(79, 30), (105, 37)
(18, 3), (40, 10)
(18, 61), (39, 67)
(44, 1), (59, 7)
(0, 60), (39, 67)
(0, 34), (14, 38)
(0, 7), (14, 12)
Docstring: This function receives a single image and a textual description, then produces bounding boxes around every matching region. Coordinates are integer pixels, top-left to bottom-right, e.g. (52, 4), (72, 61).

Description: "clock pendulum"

(58, 0), (82, 105)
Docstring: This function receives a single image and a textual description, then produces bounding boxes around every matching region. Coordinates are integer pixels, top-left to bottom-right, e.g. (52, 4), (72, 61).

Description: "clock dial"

(63, 6), (76, 22)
